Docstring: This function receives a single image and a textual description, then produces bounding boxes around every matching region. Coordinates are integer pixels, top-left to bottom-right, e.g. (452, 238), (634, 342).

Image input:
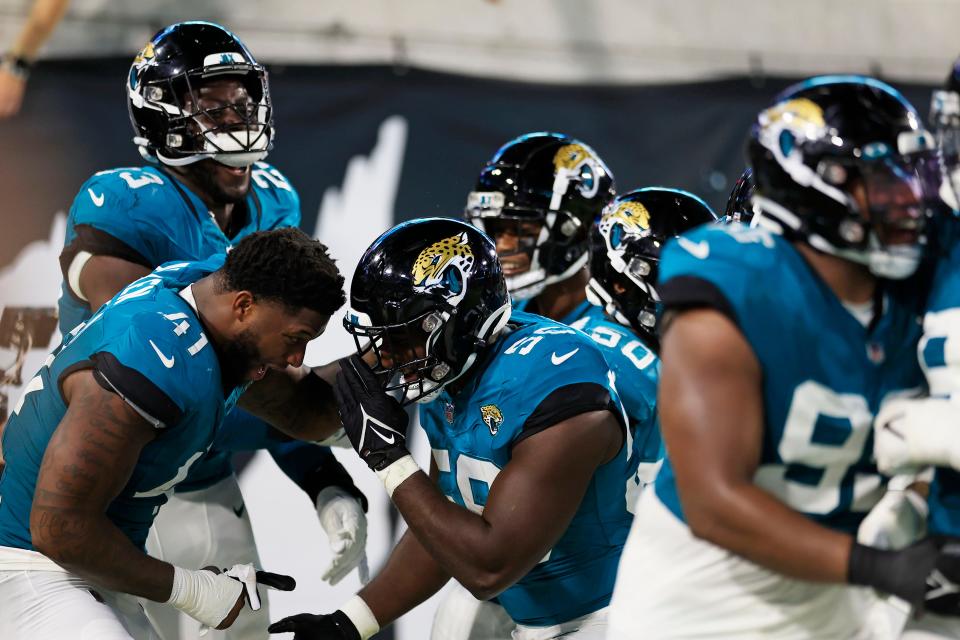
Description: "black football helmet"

(748, 75), (939, 280)
(931, 58), (960, 212)
(127, 21), (272, 167)
(722, 168), (755, 225)
(464, 132), (616, 300)
(587, 188), (717, 349)
(344, 218), (512, 405)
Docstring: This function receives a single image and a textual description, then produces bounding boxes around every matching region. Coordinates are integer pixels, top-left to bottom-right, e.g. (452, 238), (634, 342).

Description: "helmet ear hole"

(559, 217), (579, 237)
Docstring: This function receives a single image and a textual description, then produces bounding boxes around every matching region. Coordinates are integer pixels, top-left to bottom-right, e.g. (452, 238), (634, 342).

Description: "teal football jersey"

(55, 162), (315, 494)
(58, 162), (300, 333)
(918, 216), (960, 536)
(419, 311), (630, 627)
(569, 305), (661, 506)
(654, 223), (925, 533)
(0, 257), (241, 550)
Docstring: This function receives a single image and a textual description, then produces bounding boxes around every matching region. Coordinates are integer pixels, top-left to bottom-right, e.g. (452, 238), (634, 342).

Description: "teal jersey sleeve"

(91, 301), (208, 429)
(658, 222), (781, 328)
(64, 167), (178, 270)
(250, 162), (301, 230)
(472, 313), (626, 450)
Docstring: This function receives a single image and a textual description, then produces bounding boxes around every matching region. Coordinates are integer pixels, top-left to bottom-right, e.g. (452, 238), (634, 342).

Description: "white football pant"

(142, 473), (268, 640)
(0, 546), (158, 639)
(607, 490), (884, 640)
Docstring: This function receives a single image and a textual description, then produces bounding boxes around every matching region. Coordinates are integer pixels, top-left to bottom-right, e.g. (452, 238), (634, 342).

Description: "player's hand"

(850, 537), (960, 613)
(268, 610), (361, 639)
(874, 396), (960, 475)
(857, 483), (928, 550)
(167, 564), (296, 630)
(0, 67), (26, 118)
(334, 355), (410, 471)
(316, 486), (369, 585)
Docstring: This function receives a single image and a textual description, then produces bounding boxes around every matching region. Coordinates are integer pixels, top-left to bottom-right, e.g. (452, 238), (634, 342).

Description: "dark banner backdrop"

(0, 59), (937, 270)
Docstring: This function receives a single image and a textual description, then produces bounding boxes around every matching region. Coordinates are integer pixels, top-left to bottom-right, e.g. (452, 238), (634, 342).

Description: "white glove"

(316, 486), (369, 585)
(874, 396), (960, 475)
(857, 482), (929, 550)
(166, 563), (296, 630)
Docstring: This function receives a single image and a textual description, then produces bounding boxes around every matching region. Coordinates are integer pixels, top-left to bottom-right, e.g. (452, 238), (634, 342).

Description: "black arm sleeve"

(515, 382), (626, 447)
(89, 351), (183, 429)
(659, 275), (739, 327)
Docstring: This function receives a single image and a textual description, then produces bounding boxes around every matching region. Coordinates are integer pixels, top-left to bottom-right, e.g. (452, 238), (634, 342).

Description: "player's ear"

(232, 290), (255, 321)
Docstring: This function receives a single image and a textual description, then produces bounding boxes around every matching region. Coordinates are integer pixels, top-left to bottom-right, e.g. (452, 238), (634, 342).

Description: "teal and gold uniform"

(654, 223), (926, 532)
(419, 310), (630, 627)
(569, 306), (660, 503)
(0, 257), (236, 550)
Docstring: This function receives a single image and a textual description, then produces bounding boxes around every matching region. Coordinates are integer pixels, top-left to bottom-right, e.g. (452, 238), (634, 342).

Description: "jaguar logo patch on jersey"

(480, 404), (503, 435)
(411, 232), (475, 304)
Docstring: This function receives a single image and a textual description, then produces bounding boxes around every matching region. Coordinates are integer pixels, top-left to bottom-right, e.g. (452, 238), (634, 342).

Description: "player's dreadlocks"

(221, 228), (346, 316)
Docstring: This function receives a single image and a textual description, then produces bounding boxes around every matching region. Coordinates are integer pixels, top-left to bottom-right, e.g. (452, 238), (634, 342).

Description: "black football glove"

(268, 610), (360, 640)
(849, 536), (960, 614)
(334, 355), (410, 472)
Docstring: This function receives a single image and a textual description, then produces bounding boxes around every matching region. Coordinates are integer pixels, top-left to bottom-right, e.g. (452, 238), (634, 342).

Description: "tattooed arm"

(238, 367), (341, 442)
(29, 369), (175, 601)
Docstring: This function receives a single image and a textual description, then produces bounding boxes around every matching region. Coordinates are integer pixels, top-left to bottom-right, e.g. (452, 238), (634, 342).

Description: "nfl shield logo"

(444, 402), (455, 424)
(866, 342), (885, 364)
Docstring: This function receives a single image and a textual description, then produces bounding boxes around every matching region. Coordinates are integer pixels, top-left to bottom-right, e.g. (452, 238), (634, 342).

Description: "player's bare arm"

(30, 369), (175, 601)
(660, 308), (853, 582)
(77, 254), (151, 311)
(238, 366), (341, 442)
(353, 460), (451, 625)
(391, 408), (621, 598)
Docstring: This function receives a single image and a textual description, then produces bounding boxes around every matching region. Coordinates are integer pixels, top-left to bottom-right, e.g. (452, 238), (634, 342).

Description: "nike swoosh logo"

(359, 405), (403, 450)
(677, 236), (709, 260)
(880, 417), (906, 440)
(367, 421), (396, 444)
(88, 189), (105, 207)
(551, 348), (579, 365)
(149, 340), (175, 368)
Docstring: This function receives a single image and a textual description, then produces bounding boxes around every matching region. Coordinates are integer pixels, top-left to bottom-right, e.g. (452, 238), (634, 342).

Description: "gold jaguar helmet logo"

(759, 97), (827, 138)
(480, 404), (503, 435)
(411, 232), (476, 304)
(597, 199), (651, 254)
(552, 143), (601, 201)
(133, 41), (155, 66)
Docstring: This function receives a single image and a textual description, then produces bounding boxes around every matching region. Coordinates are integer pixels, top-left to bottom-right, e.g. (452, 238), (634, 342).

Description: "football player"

(56, 22), (368, 638)
(440, 133), (618, 638)
(268, 218), (630, 639)
(608, 76), (960, 638)
(0, 229), (346, 639)
(465, 132), (616, 325)
(579, 188), (717, 499)
(868, 59), (960, 639)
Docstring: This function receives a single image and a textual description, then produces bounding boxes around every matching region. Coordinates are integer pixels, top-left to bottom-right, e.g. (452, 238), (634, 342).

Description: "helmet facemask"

(466, 191), (589, 300)
(345, 301), (511, 405)
(932, 89), (960, 212)
(753, 116), (938, 280)
(587, 215), (661, 344)
(131, 59), (272, 168)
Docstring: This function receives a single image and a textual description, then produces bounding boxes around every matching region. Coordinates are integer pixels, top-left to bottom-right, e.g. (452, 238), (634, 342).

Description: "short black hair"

(221, 228), (345, 316)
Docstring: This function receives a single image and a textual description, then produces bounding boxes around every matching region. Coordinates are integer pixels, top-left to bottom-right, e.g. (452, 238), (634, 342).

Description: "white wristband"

(340, 595), (380, 640)
(374, 454), (420, 498)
